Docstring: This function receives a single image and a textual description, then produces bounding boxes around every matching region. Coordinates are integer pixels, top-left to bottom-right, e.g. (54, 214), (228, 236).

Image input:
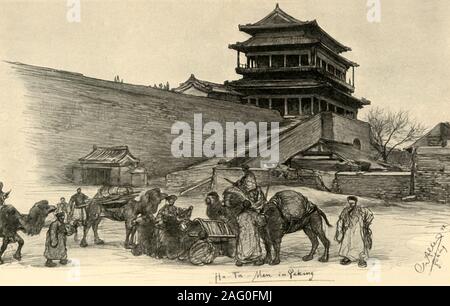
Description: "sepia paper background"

(1, 0), (450, 285)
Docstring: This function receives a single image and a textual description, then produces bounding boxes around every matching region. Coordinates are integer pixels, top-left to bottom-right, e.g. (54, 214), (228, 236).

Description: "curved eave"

(228, 41), (318, 52)
(174, 82), (211, 94)
(329, 85), (371, 108)
(317, 42), (358, 67)
(237, 20), (352, 54)
(311, 20), (352, 53)
(238, 22), (311, 34)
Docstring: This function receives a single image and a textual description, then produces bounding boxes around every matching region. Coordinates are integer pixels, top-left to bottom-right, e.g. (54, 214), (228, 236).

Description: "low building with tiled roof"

(173, 74), (243, 102)
(74, 145), (147, 187)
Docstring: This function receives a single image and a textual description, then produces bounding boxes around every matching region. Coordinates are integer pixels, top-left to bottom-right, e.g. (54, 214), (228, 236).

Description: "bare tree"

(366, 107), (426, 162)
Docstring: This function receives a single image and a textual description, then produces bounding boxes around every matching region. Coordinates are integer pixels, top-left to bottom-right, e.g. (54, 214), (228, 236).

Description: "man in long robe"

(335, 196), (374, 268)
(44, 212), (75, 267)
(235, 200), (266, 266)
(155, 195), (181, 258)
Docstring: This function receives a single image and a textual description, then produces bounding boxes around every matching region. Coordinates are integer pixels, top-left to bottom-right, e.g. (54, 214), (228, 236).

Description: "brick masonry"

(335, 172), (411, 200)
(415, 146), (450, 203)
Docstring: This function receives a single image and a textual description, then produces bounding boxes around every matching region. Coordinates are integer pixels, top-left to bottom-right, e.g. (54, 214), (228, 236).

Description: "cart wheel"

(189, 240), (217, 266)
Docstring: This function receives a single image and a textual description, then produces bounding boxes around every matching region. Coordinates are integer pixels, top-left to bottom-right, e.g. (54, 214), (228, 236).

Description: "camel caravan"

(0, 167), (374, 268)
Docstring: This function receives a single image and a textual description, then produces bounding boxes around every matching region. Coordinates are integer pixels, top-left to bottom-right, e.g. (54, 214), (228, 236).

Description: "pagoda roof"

(229, 78), (324, 89)
(229, 35), (319, 51)
(235, 4), (351, 53)
(79, 146), (139, 165)
(174, 74), (243, 96)
(229, 78), (370, 107)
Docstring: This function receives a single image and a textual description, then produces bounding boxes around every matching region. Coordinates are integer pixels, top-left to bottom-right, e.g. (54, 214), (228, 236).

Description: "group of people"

(44, 188), (90, 267)
(0, 182), (90, 267)
(1, 167), (374, 269)
(206, 166), (375, 268)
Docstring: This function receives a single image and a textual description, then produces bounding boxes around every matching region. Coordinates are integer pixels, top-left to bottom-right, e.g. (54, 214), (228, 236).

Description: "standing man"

(335, 196), (374, 268)
(44, 212), (75, 267)
(156, 195), (179, 223)
(236, 165), (257, 194)
(155, 195), (180, 258)
(235, 165), (265, 208)
(235, 200), (266, 266)
(68, 188), (90, 239)
(56, 197), (70, 216)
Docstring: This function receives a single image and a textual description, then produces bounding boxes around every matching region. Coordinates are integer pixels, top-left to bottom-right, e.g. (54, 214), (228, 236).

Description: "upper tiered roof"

(231, 4), (351, 54)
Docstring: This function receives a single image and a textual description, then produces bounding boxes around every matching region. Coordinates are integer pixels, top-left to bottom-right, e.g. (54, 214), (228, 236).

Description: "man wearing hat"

(68, 188), (89, 239)
(156, 195), (180, 224)
(44, 212), (76, 267)
(235, 165), (265, 208)
(335, 195), (374, 268)
(155, 195), (181, 257)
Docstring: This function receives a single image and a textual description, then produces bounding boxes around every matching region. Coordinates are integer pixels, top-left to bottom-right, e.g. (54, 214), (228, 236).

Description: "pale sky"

(1, 0), (450, 126)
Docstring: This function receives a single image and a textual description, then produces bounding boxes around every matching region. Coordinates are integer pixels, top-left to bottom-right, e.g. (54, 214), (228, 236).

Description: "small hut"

(73, 145), (147, 187)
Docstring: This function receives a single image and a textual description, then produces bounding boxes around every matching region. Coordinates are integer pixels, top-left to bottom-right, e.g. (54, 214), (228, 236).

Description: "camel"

(223, 188), (331, 265)
(79, 188), (168, 248)
(0, 200), (56, 264)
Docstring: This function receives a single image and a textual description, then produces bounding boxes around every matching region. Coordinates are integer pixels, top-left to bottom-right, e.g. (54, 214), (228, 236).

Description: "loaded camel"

(78, 188), (168, 248)
(223, 187), (331, 265)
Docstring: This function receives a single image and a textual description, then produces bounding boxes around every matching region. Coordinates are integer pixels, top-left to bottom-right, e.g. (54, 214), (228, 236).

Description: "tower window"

(256, 56), (270, 68)
(320, 100), (327, 112)
(287, 98), (300, 115)
(271, 55), (284, 68)
(327, 64), (335, 74)
(300, 54), (309, 66)
(353, 139), (362, 150)
(301, 97), (312, 115)
(286, 55), (299, 67)
(258, 98), (270, 109)
(271, 98), (285, 116)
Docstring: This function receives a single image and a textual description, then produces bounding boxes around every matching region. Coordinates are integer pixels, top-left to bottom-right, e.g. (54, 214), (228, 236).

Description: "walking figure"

(44, 212), (76, 267)
(335, 196), (374, 268)
(235, 200), (266, 266)
(68, 188), (89, 240)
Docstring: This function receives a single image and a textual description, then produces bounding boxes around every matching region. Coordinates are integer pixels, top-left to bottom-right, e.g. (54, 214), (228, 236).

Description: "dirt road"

(1, 185), (449, 285)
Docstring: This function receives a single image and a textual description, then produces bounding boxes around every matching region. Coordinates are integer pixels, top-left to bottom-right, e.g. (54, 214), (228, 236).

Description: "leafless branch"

(365, 107), (426, 162)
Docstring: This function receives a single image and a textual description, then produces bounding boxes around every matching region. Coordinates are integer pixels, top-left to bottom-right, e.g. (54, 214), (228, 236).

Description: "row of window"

(243, 54), (349, 83)
(317, 57), (347, 82)
(246, 54), (310, 69)
(246, 97), (356, 118)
